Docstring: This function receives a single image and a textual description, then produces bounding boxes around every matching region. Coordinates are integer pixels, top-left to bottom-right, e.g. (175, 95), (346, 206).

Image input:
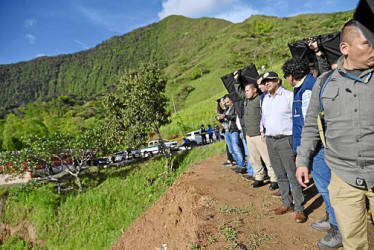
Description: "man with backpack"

(296, 20), (374, 249)
(282, 57), (342, 248)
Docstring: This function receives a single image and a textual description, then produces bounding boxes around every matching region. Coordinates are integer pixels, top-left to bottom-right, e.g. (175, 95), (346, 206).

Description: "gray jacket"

(296, 56), (374, 188)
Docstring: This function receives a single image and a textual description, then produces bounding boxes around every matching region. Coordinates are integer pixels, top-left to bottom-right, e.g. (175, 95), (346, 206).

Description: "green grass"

(1, 236), (30, 250)
(1, 141), (225, 249)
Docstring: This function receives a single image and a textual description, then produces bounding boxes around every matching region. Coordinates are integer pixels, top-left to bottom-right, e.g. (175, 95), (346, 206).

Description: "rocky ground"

(113, 153), (374, 249)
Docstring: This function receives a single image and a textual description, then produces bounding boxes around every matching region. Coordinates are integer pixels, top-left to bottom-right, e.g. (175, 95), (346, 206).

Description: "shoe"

(271, 190), (281, 197)
(231, 167), (240, 172)
(269, 182), (279, 190)
(221, 162), (233, 167)
(252, 180), (264, 188)
(232, 161), (237, 165)
(242, 175), (255, 181)
(316, 225), (343, 249)
(311, 219), (331, 231)
(235, 168), (247, 174)
(274, 206), (294, 215)
(295, 211), (307, 223)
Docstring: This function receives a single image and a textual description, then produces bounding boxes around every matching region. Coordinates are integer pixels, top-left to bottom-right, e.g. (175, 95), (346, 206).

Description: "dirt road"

(113, 153), (373, 249)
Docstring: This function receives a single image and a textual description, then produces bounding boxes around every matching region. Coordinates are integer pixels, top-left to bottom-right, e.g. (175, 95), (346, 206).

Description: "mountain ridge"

(0, 11), (353, 118)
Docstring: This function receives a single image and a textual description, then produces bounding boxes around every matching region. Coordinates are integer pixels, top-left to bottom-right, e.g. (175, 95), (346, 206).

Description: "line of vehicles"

(112, 139), (180, 163)
(111, 130), (222, 163)
(0, 130), (222, 182)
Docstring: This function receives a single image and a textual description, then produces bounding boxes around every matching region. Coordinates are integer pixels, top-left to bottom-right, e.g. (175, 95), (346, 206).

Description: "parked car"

(185, 130), (203, 146)
(113, 148), (141, 162)
(128, 148), (141, 159)
(166, 141), (180, 151)
(140, 144), (160, 158)
(140, 139), (179, 157)
(185, 130), (220, 146)
(112, 151), (127, 162)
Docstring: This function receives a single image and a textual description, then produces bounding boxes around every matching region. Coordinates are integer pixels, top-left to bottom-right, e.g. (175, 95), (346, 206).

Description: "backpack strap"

(319, 70), (335, 112)
(317, 69), (335, 149)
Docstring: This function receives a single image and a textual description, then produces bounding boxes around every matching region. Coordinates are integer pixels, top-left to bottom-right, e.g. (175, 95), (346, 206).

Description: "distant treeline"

(0, 16), (232, 118)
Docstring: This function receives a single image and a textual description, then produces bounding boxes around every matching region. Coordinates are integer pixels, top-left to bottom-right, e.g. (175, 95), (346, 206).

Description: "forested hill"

(0, 15), (231, 117)
(0, 12), (352, 118)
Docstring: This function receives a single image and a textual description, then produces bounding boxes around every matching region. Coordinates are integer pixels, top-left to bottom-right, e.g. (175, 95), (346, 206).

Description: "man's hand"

(233, 70), (240, 81)
(308, 38), (323, 56)
(296, 166), (310, 188)
(261, 132), (265, 143)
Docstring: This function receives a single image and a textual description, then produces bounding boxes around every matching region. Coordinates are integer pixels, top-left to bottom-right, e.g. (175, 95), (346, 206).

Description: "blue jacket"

(292, 73), (316, 152)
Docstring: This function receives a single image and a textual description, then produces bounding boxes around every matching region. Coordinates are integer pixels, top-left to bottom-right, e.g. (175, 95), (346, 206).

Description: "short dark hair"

(341, 19), (360, 44)
(245, 82), (260, 93)
(282, 57), (310, 80)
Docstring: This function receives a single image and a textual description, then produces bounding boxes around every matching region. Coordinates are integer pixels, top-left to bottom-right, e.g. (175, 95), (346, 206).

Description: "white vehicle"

(185, 130), (203, 146)
(113, 149), (141, 162)
(140, 139), (179, 157)
(166, 141), (180, 151)
(185, 130), (220, 146)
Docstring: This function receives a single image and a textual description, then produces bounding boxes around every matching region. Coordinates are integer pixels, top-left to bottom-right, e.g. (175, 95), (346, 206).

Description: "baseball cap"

(261, 72), (279, 83)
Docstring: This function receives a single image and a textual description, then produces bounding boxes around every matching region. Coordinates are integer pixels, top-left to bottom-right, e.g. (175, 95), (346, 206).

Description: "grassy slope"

(161, 11), (353, 139)
(0, 10), (355, 249)
(2, 142), (225, 249)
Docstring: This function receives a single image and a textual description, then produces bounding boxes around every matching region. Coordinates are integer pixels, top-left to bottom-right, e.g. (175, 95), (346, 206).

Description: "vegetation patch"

(1, 142), (225, 249)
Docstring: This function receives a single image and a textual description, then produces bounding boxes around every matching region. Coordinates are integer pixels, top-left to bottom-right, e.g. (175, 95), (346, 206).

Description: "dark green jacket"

(234, 84), (262, 137)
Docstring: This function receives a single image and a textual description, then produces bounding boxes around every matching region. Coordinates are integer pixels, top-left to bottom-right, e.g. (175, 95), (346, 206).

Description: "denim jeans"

(225, 131), (246, 168)
(240, 132), (254, 175)
(311, 147), (338, 227)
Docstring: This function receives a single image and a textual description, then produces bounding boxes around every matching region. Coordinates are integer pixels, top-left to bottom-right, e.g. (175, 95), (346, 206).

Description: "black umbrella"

(220, 63), (258, 103)
(288, 31), (341, 69)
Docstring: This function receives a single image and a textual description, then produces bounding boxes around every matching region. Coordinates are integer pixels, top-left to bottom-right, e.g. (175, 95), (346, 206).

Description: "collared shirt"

(261, 86), (293, 136)
(260, 92), (269, 133)
(297, 56), (374, 188)
(294, 75), (312, 119)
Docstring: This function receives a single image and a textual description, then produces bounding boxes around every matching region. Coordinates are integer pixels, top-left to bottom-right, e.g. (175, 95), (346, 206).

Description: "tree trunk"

(75, 173), (82, 193)
(154, 127), (172, 169)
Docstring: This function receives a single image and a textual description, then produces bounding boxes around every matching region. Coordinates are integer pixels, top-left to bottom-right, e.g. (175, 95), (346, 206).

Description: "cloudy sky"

(0, 0), (358, 65)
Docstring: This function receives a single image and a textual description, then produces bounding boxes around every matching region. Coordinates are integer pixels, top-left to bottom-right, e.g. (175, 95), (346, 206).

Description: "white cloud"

(74, 4), (124, 33)
(35, 54), (46, 58)
(158, 0), (234, 19)
(158, 0), (261, 22)
(215, 5), (259, 23)
(75, 40), (90, 50)
(24, 18), (37, 28)
(25, 34), (36, 44)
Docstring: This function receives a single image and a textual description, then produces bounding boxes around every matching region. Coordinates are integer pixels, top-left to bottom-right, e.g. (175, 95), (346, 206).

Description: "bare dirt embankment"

(112, 153), (374, 249)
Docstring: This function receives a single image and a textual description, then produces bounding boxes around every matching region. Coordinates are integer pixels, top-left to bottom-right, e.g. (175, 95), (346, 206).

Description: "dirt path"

(112, 153), (374, 249)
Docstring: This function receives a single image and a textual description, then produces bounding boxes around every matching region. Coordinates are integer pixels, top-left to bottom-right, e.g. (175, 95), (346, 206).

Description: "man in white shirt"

(261, 71), (306, 223)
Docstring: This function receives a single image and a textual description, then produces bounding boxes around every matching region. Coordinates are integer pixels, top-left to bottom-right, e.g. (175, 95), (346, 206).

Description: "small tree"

(0, 127), (105, 193)
(103, 63), (171, 166)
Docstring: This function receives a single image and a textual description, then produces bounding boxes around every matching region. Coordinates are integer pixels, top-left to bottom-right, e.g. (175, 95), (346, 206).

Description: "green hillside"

(0, 15), (232, 118)
(0, 12), (352, 117)
(0, 11), (353, 150)
(0, 10), (357, 249)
